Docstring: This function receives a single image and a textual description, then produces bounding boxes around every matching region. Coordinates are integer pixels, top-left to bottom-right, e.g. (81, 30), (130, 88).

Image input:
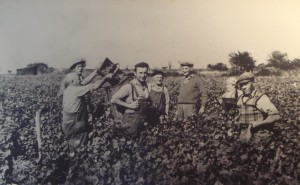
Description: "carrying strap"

(235, 88), (238, 99)
(129, 82), (139, 101)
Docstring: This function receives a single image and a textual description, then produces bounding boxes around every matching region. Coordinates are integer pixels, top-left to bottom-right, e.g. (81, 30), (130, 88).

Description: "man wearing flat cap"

(175, 62), (208, 121)
(236, 72), (281, 142)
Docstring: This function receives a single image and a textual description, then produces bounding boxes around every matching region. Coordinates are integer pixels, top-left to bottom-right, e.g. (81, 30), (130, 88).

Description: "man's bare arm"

(81, 70), (98, 85)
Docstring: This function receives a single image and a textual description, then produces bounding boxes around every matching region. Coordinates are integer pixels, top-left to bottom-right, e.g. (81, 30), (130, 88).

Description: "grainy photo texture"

(1, 1), (300, 184)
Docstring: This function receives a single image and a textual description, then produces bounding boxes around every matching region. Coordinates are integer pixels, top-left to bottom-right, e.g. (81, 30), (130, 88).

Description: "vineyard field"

(0, 73), (300, 185)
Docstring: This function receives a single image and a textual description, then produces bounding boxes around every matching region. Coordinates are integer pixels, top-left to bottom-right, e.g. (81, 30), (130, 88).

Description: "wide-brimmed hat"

(237, 72), (254, 85)
(180, 62), (194, 67)
(69, 60), (86, 70)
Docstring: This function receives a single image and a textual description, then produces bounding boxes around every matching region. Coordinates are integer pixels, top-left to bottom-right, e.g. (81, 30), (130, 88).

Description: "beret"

(152, 70), (165, 77)
(69, 60), (86, 70)
(180, 62), (194, 67)
(237, 72), (254, 84)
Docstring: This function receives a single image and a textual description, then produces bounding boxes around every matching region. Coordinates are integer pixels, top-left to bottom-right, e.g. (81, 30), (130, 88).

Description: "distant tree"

(207, 64), (212, 69)
(257, 63), (266, 68)
(207, 63), (228, 71)
(46, 67), (56, 73)
(267, 51), (293, 71)
(229, 51), (256, 74)
(8, 70), (11, 74)
(291, 58), (300, 68)
(161, 66), (168, 70)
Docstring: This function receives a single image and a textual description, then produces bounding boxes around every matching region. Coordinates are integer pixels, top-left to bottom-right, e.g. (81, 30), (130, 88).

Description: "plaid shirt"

(237, 90), (266, 127)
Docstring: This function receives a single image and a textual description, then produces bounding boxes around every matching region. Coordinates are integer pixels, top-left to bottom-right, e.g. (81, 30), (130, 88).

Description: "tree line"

(207, 50), (300, 74)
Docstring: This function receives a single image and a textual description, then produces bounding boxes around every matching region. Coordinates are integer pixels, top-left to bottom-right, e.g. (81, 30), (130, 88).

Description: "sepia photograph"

(1, 0), (300, 184)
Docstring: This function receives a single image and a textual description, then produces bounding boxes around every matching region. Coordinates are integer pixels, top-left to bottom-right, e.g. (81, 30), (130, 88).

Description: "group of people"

(60, 59), (281, 151)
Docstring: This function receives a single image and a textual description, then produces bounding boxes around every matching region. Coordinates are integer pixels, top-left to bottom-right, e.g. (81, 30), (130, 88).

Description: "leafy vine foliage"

(0, 74), (299, 185)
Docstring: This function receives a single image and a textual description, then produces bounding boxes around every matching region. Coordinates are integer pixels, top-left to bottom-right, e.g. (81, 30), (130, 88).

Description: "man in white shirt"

(111, 62), (151, 138)
(62, 60), (112, 149)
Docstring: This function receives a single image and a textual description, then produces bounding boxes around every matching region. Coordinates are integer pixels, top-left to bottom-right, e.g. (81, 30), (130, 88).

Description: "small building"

(17, 64), (48, 75)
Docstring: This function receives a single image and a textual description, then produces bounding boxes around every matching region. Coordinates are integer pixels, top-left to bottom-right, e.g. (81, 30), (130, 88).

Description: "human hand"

(198, 106), (205, 114)
(129, 100), (139, 110)
(104, 73), (114, 80)
(240, 125), (252, 142)
(250, 121), (259, 128)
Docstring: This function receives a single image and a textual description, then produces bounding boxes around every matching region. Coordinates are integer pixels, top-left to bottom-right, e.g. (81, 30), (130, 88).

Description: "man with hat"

(61, 59), (113, 150)
(111, 62), (152, 139)
(148, 70), (170, 123)
(175, 62), (208, 121)
(236, 72), (281, 141)
(58, 60), (100, 96)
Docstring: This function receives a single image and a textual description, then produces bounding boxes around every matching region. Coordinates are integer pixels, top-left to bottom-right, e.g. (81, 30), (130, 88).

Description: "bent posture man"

(62, 60), (112, 149)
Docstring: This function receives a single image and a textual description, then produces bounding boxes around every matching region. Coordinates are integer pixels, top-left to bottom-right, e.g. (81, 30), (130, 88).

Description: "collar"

(182, 74), (195, 80)
(132, 78), (148, 87)
(242, 89), (256, 98)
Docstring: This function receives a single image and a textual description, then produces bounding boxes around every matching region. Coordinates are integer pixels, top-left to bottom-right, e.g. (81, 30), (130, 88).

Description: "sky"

(1, 0), (300, 73)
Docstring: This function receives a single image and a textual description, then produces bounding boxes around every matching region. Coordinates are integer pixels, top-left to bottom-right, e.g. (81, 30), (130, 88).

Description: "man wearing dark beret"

(148, 70), (170, 123)
(175, 62), (208, 121)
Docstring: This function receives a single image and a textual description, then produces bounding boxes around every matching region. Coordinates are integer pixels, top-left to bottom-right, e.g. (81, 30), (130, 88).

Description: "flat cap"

(180, 62), (194, 67)
(69, 60), (86, 70)
(237, 72), (254, 84)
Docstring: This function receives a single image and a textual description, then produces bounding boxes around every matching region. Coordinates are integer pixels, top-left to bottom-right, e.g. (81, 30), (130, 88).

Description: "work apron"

(122, 82), (151, 137)
(62, 106), (89, 149)
(122, 98), (150, 137)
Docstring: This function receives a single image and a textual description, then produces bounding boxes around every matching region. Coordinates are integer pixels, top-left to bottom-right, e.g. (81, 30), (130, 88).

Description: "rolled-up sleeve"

(256, 95), (279, 115)
(111, 84), (132, 102)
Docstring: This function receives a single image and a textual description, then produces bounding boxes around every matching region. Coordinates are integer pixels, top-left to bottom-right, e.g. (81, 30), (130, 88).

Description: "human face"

(74, 64), (84, 75)
(239, 81), (254, 95)
(181, 66), (192, 77)
(134, 67), (148, 82)
(153, 74), (164, 85)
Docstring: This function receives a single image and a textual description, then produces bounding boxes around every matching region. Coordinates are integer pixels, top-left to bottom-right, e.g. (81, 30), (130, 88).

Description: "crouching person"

(110, 62), (151, 139)
(219, 77), (242, 118)
(236, 72), (281, 142)
(62, 67), (113, 150)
